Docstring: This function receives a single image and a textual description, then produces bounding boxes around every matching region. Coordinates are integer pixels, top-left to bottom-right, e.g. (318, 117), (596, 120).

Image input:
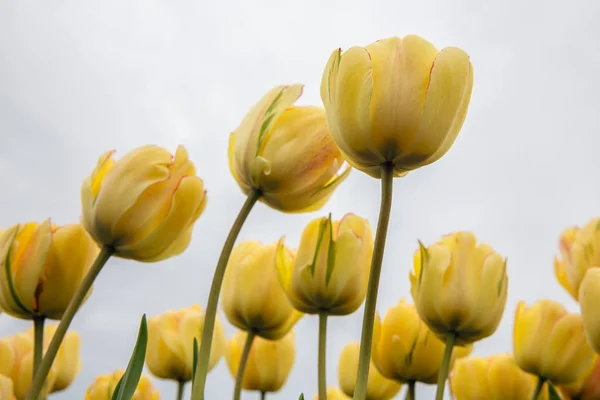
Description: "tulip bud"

(225, 330), (295, 393)
(559, 356), (600, 400)
(277, 214), (373, 315)
(410, 232), (508, 345)
(313, 387), (351, 400)
(371, 300), (472, 384)
(338, 342), (401, 400)
(146, 305), (226, 381)
(0, 222), (99, 320)
(554, 218), (600, 301)
(81, 145), (207, 262)
(513, 300), (594, 384)
(228, 84), (350, 212)
(85, 370), (159, 400)
(320, 35), (473, 179)
(0, 374), (15, 400)
(579, 268), (600, 354)
(222, 240), (301, 339)
(450, 354), (543, 400)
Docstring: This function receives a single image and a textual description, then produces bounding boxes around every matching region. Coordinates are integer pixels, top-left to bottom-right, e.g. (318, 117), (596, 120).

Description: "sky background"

(1, 0), (599, 399)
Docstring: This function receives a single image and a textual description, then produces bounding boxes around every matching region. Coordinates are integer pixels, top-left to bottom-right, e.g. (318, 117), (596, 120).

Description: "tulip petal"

(228, 133), (252, 193)
(81, 151), (115, 243)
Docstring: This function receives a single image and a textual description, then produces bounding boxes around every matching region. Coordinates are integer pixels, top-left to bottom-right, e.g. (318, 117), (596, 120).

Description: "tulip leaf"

(192, 337), (198, 386)
(112, 314), (148, 400)
(309, 218), (329, 276)
(298, 395), (305, 400)
(325, 214), (336, 287)
(547, 382), (561, 400)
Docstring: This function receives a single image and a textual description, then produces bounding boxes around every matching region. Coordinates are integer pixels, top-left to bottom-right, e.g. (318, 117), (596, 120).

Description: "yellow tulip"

(410, 231), (508, 345)
(450, 354), (543, 400)
(228, 84), (350, 212)
(222, 240), (301, 339)
(225, 330), (295, 393)
(579, 268), (600, 353)
(81, 145), (206, 262)
(554, 218), (600, 301)
(85, 370), (159, 400)
(320, 35), (473, 179)
(0, 333), (58, 400)
(0, 222), (99, 320)
(277, 214), (373, 315)
(514, 300), (594, 384)
(0, 374), (15, 400)
(559, 356), (600, 400)
(313, 387), (351, 400)
(338, 342), (401, 400)
(146, 305), (226, 381)
(371, 300), (472, 384)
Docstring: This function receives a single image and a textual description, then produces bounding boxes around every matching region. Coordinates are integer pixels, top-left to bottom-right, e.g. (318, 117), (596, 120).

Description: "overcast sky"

(1, 0), (600, 399)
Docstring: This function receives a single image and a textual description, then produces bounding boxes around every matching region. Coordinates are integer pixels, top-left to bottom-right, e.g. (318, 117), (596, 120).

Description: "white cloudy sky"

(1, 0), (599, 399)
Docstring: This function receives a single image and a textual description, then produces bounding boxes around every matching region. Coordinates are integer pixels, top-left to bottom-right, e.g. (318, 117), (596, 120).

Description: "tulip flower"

(0, 222), (98, 320)
(85, 370), (159, 400)
(228, 84), (350, 213)
(225, 330), (295, 397)
(0, 374), (15, 400)
(313, 388), (351, 400)
(559, 356), (600, 400)
(146, 305), (226, 387)
(450, 354), (543, 400)
(554, 218), (600, 301)
(222, 240), (301, 339)
(579, 268), (600, 353)
(81, 145), (206, 262)
(338, 342), (401, 400)
(514, 299), (594, 393)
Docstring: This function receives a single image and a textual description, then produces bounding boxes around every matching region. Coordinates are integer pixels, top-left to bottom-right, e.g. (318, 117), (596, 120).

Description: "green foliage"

(111, 315), (148, 400)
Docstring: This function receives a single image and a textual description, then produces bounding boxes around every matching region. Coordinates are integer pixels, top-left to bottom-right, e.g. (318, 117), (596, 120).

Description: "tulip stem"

(33, 316), (45, 378)
(26, 246), (113, 400)
(354, 162), (394, 400)
(435, 332), (456, 400)
(233, 332), (255, 400)
(531, 377), (545, 400)
(176, 380), (185, 400)
(405, 380), (415, 400)
(260, 392), (266, 400)
(192, 189), (261, 400)
(318, 312), (328, 400)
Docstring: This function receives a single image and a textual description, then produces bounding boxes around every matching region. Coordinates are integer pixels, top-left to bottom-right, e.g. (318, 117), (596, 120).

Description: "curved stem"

(530, 377), (545, 400)
(405, 381), (415, 400)
(191, 190), (261, 400)
(233, 332), (255, 400)
(176, 380), (185, 400)
(27, 246), (113, 400)
(353, 162), (394, 400)
(435, 333), (456, 400)
(318, 313), (328, 400)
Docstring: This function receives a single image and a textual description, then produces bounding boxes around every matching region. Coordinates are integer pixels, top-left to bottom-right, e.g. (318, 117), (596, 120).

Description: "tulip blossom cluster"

(0, 31), (598, 400)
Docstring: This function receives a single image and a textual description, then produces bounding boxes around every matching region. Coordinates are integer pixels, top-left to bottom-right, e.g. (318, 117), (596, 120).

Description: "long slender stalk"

(435, 333), (456, 400)
(27, 246), (113, 400)
(33, 317), (45, 378)
(233, 332), (256, 400)
(405, 381), (415, 400)
(191, 190), (261, 400)
(353, 162), (394, 400)
(530, 377), (545, 400)
(176, 380), (185, 400)
(318, 313), (328, 400)
(260, 392), (266, 400)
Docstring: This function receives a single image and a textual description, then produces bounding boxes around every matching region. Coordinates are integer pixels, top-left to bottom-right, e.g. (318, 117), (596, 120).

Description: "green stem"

(26, 246), (113, 400)
(233, 332), (255, 400)
(260, 392), (266, 400)
(33, 317), (45, 377)
(530, 377), (545, 400)
(435, 333), (456, 400)
(353, 162), (394, 400)
(191, 190), (260, 400)
(405, 381), (415, 400)
(176, 380), (185, 400)
(318, 312), (328, 400)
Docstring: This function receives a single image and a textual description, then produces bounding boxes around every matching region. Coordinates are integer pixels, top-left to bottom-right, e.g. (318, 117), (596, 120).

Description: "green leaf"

(192, 337), (198, 387)
(547, 382), (561, 400)
(112, 315), (148, 400)
(325, 214), (336, 287)
(298, 395), (305, 400)
(417, 240), (428, 283)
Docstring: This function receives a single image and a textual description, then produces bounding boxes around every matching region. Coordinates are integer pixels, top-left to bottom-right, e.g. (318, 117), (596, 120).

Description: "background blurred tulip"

(555, 218), (600, 301)
(514, 300), (594, 384)
(225, 330), (295, 393)
(450, 354), (542, 400)
(559, 356), (600, 400)
(0, 374), (15, 400)
(320, 35), (473, 179)
(146, 305), (226, 382)
(579, 268), (600, 353)
(410, 231), (508, 345)
(85, 370), (159, 400)
(277, 213), (373, 315)
(222, 240), (301, 339)
(313, 387), (351, 400)
(81, 145), (206, 262)
(338, 342), (401, 400)
(0, 222), (98, 320)
(228, 84), (350, 212)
